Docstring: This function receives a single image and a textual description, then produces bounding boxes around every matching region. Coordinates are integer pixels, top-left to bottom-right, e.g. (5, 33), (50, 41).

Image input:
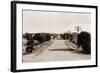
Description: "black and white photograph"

(22, 10), (91, 62)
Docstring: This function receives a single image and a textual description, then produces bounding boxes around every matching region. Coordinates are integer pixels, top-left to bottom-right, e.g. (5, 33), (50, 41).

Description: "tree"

(78, 31), (91, 54)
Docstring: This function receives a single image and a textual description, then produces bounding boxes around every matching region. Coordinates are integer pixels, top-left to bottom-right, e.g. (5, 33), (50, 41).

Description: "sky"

(23, 10), (91, 33)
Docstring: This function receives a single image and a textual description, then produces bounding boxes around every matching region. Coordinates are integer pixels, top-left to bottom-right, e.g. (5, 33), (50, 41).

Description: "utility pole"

(75, 25), (81, 50)
(75, 26), (81, 33)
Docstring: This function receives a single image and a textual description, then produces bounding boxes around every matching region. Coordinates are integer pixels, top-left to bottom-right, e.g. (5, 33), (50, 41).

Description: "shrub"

(78, 31), (91, 54)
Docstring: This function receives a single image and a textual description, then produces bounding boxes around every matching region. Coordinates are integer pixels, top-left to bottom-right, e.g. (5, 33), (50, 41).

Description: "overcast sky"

(23, 10), (91, 33)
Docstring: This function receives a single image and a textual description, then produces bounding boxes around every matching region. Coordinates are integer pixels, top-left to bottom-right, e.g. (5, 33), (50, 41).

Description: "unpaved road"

(23, 40), (90, 62)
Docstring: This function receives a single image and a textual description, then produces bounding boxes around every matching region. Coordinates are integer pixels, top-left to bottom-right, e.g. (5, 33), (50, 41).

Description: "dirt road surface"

(23, 40), (90, 62)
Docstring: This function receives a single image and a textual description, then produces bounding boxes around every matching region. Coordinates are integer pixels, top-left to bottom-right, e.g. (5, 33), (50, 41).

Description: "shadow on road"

(49, 48), (75, 51)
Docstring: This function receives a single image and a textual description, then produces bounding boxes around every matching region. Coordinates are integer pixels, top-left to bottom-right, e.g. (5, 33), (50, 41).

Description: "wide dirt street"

(23, 40), (90, 62)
